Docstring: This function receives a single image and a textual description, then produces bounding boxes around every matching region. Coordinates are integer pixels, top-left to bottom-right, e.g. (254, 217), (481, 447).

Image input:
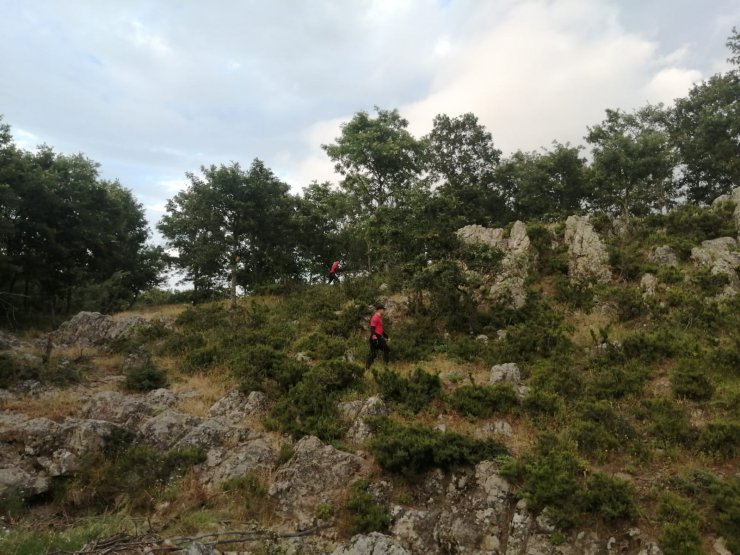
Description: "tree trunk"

(229, 255), (238, 308)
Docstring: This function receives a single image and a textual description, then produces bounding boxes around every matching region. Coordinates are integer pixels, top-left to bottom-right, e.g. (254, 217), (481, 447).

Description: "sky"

(1, 0), (738, 244)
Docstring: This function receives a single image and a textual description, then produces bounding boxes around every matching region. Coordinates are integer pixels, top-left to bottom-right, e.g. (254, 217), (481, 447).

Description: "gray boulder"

(200, 437), (277, 485)
(339, 396), (389, 442)
(712, 185), (740, 235)
(139, 409), (203, 450)
(83, 390), (155, 429)
(208, 389), (267, 423)
(269, 436), (364, 521)
(649, 245), (679, 268)
(490, 362), (521, 384)
(332, 533), (409, 555)
(640, 273), (658, 297)
(49, 311), (147, 348)
(564, 215), (611, 283)
(691, 237), (740, 294)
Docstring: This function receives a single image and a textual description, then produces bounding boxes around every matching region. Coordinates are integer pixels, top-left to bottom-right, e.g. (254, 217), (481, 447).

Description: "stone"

(712, 185), (740, 234)
(339, 396), (389, 442)
(139, 410), (203, 450)
(83, 390), (155, 429)
(200, 437), (277, 485)
(331, 533), (410, 555)
(208, 390), (267, 423)
(49, 311), (147, 348)
(147, 388), (178, 408)
(475, 334), (488, 343)
(490, 363), (521, 384)
(0, 463), (50, 498)
(649, 245), (679, 267)
(564, 215), (611, 283)
(176, 417), (250, 450)
(637, 544), (664, 555)
(691, 237), (740, 293)
(713, 537), (732, 555)
(269, 436), (364, 521)
(185, 542), (219, 555)
(640, 273), (658, 296)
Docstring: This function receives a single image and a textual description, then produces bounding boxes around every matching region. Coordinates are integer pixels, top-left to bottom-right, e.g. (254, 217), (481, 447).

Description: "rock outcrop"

(691, 236), (740, 294)
(208, 389), (267, 424)
(564, 215), (611, 283)
(457, 220), (534, 309)
(649, 245), (679, 268)
(712, 185), (740, 235)
(332, 533), (410, 555)
(339, 396), (389, 442)
(49, 311), (149, 347)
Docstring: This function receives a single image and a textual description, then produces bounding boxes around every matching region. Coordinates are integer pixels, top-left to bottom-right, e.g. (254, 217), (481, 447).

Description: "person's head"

(374, 301), (385, 313)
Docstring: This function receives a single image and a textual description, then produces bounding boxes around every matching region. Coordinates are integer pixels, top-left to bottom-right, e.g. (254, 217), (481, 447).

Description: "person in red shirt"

(328, 260), (341, 284)
(365, 301), (389, 369)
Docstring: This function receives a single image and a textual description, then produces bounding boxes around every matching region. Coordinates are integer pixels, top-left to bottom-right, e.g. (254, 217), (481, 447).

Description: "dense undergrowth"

(1, 204), (739, 554)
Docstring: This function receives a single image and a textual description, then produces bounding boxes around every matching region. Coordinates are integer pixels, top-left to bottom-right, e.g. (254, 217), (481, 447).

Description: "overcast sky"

(1, 0), (737, 241)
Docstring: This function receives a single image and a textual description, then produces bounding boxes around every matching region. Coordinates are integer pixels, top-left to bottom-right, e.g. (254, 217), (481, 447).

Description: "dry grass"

(3, 390), (83, 421)
(173, 373), (235, 417)
(114, 304), (188, 320)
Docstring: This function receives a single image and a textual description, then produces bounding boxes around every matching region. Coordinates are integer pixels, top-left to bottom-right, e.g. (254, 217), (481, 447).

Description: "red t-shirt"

(370, 311), (384, 336)
(330, 261), (339, 273)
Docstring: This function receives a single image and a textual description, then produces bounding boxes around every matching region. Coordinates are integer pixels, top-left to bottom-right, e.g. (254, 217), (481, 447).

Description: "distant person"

(328, 260), (341, 284)
(365, 301), (389, 369)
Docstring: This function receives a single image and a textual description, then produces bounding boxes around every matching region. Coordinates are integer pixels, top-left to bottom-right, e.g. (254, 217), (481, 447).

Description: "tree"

(159, 160), (299, 302)
(496, 142), (590, 221)
(426, 113), (507, 226)
(323, 107), (425, 209)
(668, 30), (740, 204)
(586, 105), (677, 218)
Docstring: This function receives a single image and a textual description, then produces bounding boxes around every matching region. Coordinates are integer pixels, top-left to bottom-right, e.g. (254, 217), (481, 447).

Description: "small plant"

(698, 419), (740, 459)
(316, 501), (334, 521)
(278, 443), (295, 465)
(657, 494), (704, 555)
(640, 398), (693, 446)
(670, 361), (714, 401)
(123, 362), (168, 392)
(293, 332), (347, 360)
(582, 473), (637, 522)
(523, 388), (564, 418)
(221, 473), (271, 521)
(448, 383), (519, 419)
(182, 345), (220, 374)
(344, 480), (390, 534)
(372, 367), (441, 414)
(693, 268), (730, 296)
(367, 417), (507, 476)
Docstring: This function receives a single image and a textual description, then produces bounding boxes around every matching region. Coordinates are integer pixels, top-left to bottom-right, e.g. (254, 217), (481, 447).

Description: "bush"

(670, 361), (714, 401)
(608, 287), (649, 321)
(388, 317), (441, 362)
(657, 265), (684, 284)
(553, 277), (596, 310)
(582, 473), (637, 522)
(231, 344), (307, 394)
(530, 358), (583, 399)
(588, 361), (649, 399)
(372, 367), (441, 414)
(494, 299), (573, 362)
(522, 389), (564, 418)
(344, 480), (391, 534)
(182, 346), (220, 374)
(320, 301), (372, 338)
(693, 268), (730, 296)
(608, 244), (648, 282)
(367, 417), (507, 476)
(0, 352), (40, 388)
(448, 383), (519, 419)
(293, 332), (347, 360)
(500, 433), (584, 530)
(641, 398), (693, 446)
(160, 332), (205, 356)
(124, 362), (168, 392)
(657, 494), (704, 555)
(621, 329), (682, 363)
(698, 419), (740, 459)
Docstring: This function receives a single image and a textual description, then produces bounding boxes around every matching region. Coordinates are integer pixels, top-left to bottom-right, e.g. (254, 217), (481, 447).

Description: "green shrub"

(670, 361), (714, 401)
(500, 433), (584, 530)
(608, 244), (648, 282)
(160, 332), (205, 356)
(443, 335), (488, 363)
(448, 383), (519, 419)
(123, 362), (168, 392)
(388, 317), (441, 362)
(494, 299), (573, 362)
(608, 287), (649, 321)
(641, 398), (693, 446)
(698, 419), (740, 459)
(662, 203), (737, 244)
(621, 329), (682, 362)
(553, 277), (596, 310)
(372, 367), (441, 414)
(582, 473), (637, 522)
(320, 301), (372, 338)
(294, 332), (347, 360)
(694, 268), (731, 296)
(657, 266), (684, 284)
(277, 443), (295, 465)
(588, 361), (649, 399)
(657, 494), (704, 555)
(522, 389), (564, 418)
(272, 359), (364, 440)
(182, 346), (220, 374)
(0, 352), (40, 388)
(530, 358), (583, 399)
(569, 402), (635, 460)
(528, 223), (568, 275)
(712, 477), (740, 553)
(230, 344), (307, 393)
(367, 417), (507, 476)
(345, 480), (391, 534)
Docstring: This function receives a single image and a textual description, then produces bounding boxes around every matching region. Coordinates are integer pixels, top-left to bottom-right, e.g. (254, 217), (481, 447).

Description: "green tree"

(586, 105), (677, 218)
(159, 160), (298, 302)
(668, 31), (740, 204)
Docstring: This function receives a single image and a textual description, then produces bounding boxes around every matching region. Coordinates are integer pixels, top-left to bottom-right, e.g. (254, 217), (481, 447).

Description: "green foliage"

(368, 417), (507, 476)
(698, 419), (740, 459)
(278, 443), (295, 465)
(670, 361), (714, 401)
(693, 268), (730, 296)
(588, 361), (649, 399)
(386, 317), (440, 361)
(501, 433), (584, 529)
(271, 359), (363, 440)
(657, 494), (704, 555)
(293, 332), (347, 360)
(231, 343), (307, 394)
(528, 223), (568, 275)
(530, 357), (584, 399)
(621, 328), (682, 363)
(640, 398), (693, 446)
(372, 367), (441, 414)
(68, 444), (205, 512)
(553, 276), (596, 310)
(522, 388), (564, 419)
(160, 332), (205, 356)
(570, 402), (636, 460)
(657, 265), (684, 284)
(607, 287), (649, 321)
(608, 244), (648, 282)
(123, 362), (168, 392)
(448, 383), (519, 419)
(582, 473), (637, 522)
(344, 480), (391, 534)
(182, 345), (220, 374)
(0, 352), (40, 388)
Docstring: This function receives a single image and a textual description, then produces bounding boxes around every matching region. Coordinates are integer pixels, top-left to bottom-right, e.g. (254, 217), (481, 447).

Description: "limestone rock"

(175, 417), (250, 450)
(139, 410), (203, 450)
(564, 215), (611, 283)
(200, 437), (277, 485)
(640, 273), (658, 297)
(649, 245), (679, 267)
(0, 462), (50, 498)
(691, 237), (740, 293)
(331, 533), (410, 555)
(339, 396), (389, 442)
(83, 390), (155, 429)
(490, 363), (521, 384)
(208, 390), (267, 423)
(712, 185), (740, 235)
(49, 311), (147, 347)
(269, 436), (364, 521)
(147, 388), (178, 408)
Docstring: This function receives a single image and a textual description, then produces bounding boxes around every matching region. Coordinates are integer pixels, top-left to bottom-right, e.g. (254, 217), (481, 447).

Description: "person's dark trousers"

(365, 336), (389, 368)
(328, 272), (339, 284)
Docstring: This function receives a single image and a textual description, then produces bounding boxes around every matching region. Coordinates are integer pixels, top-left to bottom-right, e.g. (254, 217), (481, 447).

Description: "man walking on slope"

(365, 301), (389, 369)
(328, 260), (341, 284)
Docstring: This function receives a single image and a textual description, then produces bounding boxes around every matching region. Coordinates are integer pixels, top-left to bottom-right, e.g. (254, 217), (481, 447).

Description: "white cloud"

(645, 68), (703, 105)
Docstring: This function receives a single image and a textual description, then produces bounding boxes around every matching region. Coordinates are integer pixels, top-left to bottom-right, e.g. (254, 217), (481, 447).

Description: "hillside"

(1, 191), (739, 555)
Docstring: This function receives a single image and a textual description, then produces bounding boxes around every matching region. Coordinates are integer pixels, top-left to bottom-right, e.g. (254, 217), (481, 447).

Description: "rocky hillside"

(1, 190), (739, 555)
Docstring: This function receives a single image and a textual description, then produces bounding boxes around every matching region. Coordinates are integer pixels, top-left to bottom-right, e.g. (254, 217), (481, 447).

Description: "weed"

(670, 360), (714, 401)
(657, 494), (704, 555)
(344, 480), (391, 534)
(698, 419), (740, 459)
